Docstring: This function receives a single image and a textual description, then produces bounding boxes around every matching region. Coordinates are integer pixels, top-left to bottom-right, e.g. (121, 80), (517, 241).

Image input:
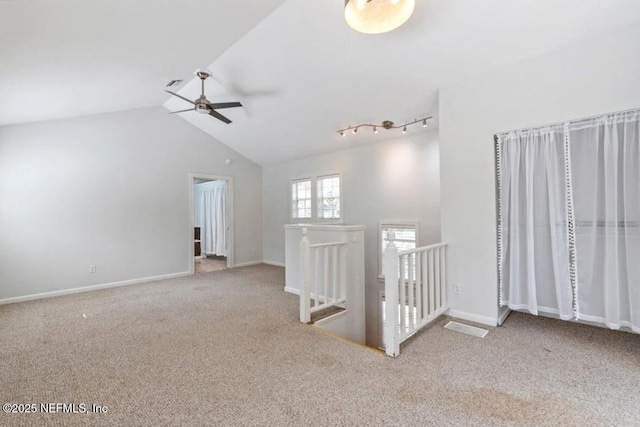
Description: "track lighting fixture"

(337, 115), (432, 138)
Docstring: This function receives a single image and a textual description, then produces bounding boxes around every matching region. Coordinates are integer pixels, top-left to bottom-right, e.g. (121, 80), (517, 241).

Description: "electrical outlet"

(454, 283), (461, 294)
(89, 265), (96, 273)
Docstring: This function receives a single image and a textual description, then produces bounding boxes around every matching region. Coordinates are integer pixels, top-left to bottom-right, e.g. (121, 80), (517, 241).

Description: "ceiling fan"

(165, 69), (242, 124)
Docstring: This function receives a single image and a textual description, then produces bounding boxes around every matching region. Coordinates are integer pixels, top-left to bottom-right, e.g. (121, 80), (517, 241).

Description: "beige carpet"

(1, 265), (639, 426)
(195, 256), (227, 274)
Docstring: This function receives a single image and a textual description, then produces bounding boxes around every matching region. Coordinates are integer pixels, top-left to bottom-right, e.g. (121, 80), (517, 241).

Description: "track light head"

(353, 127), (358, 134)
(339, 130), (345, 137)
(423, 119), (427, 127)
(373, 126), (378, 134)
(402, 125), (407, 134)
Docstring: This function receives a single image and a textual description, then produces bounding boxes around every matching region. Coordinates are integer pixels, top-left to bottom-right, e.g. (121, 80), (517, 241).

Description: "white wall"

(263, 130), (441, 347)
(440, 23), (640, 325)
(0, 107), (263, 301)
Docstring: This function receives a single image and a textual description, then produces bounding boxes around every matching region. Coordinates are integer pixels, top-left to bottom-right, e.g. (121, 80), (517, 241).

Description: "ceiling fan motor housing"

(195, 104), (210, 114)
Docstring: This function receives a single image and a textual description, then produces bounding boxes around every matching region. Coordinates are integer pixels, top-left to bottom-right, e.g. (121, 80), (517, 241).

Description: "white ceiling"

(164, 0), (640, 165)
(2, 1), (639, 165)
(0, 0), (285, 125)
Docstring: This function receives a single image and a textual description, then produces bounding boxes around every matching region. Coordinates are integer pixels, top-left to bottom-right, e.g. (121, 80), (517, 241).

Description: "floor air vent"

(444, 321), (489, 338)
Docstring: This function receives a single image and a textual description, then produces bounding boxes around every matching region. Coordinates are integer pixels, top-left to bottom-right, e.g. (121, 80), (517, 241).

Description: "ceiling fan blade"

(207, 101), (242, 110)
(208, 109), (232, 124)
(165, 90), (195, 105)
(169, 108), (195, 114)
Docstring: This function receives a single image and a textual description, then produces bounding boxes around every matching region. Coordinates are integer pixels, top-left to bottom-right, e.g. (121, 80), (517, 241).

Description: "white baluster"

(314, 247), (320, 307)
(429, 249), (435, 318)
(434, 248), (440, 311)
(441, 246), (447, 308)
(323, 246), (329, 305)
(422, 251), (429, 318)
(407, 253), (415, 332)
(332, 246), (338, 303)
(399, 254), (406, 336)
(384, 231), (400, 357)
(431, 250), (442, 310)
(416, 250), (422, 323)
(299, 228), (311, 323)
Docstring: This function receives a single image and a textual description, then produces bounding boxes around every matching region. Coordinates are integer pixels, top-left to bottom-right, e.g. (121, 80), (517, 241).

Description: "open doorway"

(189, 173), (233, 274)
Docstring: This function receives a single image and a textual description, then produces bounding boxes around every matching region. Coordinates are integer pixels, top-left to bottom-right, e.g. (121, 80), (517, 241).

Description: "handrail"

(309, 241), (346, 249)
(299, 228), (347, 324)
(384, 230), (449, 357)
(398, 242), (448, 256)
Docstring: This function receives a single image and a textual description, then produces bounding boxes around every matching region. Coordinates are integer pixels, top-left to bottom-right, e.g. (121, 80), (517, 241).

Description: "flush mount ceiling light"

(344, 0), (415, 34)
(337, 116), (431, 137)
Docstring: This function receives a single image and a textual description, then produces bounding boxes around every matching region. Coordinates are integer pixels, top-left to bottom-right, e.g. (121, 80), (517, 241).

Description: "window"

(290, 173), (341, 222)
(317, 174), (340, 220)
(379, 222), (419, 278)
(291, 179), (312, 220)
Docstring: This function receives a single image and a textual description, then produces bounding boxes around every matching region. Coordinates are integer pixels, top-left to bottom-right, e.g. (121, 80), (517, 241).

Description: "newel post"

(299, 228), (311, 323)
(384, 230), (400, 357)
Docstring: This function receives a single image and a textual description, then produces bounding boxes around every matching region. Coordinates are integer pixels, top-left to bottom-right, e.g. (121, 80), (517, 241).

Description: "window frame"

(289, 172), (342, 224)
(378, 220), (420, 280)
(290, 178), (313, 221)
(316, 173), (342, 222)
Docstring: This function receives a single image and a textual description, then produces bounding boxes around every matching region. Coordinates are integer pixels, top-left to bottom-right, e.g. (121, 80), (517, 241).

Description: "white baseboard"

(0, 271), (191, 306)
(284, 286), (300, 295)
(447, 309), (497, 327)
(233, 260), (263, 268)
(498, 307), (512, 326)
(263, 260), (285, 267)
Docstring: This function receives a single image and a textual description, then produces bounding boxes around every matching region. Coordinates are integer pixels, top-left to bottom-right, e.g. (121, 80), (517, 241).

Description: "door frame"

(188, 172), (234, 274)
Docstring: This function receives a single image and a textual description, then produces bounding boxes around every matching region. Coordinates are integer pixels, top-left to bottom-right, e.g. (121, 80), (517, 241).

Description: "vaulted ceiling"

(2, 0), (640, 166)
(0, 0), (285, 125)
(164, 0), (640, 164)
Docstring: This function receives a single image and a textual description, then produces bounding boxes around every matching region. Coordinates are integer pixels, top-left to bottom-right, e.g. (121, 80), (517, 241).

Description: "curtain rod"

(494, 105), (640, 137)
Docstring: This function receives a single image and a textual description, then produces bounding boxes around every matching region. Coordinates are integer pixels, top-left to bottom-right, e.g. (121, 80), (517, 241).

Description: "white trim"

(188, 173), (234, 273)
(498, 307), (511, 326)
(284, 224), (365, 231)
(289, 171), (343, 224)
(446, 309), (497, 327)
(263, 260), (285, 267)
(0, 271), (191, 306)
(284, 286), (300, 295)
(232, 260), (262, 268)
(313, 309), (347, 325)
(290, 177), (313, 222)
(316, 173), (342, 222)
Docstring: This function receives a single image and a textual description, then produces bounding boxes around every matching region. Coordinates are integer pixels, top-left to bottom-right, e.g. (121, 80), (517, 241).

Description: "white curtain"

(498, 108), (640, 332)
(200, 181), (228, 257)
(499, 128), (574, 319)
(570, 112), (640, 332)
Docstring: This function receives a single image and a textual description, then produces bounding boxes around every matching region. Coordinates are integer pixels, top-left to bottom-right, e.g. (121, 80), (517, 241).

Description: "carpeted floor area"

(195, 255), (227, 274)
(1, 264), (639, 426)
